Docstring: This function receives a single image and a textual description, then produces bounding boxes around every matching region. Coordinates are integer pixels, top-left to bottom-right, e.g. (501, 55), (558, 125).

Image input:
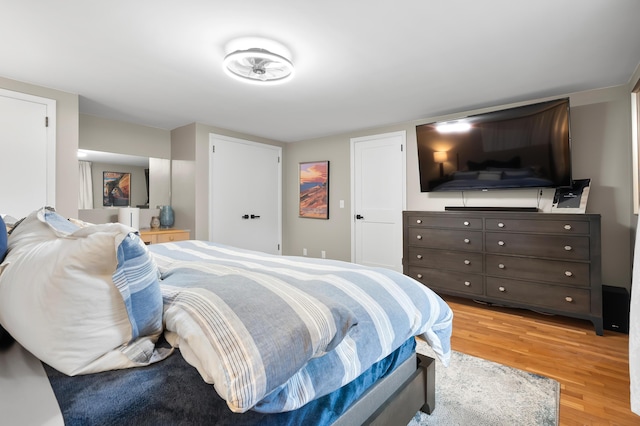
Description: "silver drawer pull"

(416, 254), (423, 260)
(498, 263), (505, 269)
(498, 240), (505, 246)
(498, 286), (506, 292)
(416, 219), (422, 224)
(416, 235), (422, 240)
(416, 273), (423, 279)
(565, 296), (573, 303)
(498, 222), (505, 228)
(464, 238), (470, 244)
(463, 221), (470, 226)
(464, 281), (471, 287)
(564, 224), (572, 230)
(564, 245), (572, 251)
(464, 259), (471, 265)
(564, 270), (573, 277)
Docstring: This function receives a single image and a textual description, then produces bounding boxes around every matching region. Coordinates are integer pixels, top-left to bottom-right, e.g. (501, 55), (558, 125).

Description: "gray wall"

(282, 85), (637, 290)
(283, 137), (352, 260)
(79, 114), (171, 159)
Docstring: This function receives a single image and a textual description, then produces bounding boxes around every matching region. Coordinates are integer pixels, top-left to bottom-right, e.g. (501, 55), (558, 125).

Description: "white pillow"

(0, 207), (165, 375)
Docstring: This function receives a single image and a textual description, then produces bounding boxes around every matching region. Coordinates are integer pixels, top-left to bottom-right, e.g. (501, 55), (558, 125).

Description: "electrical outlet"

(321, 250), (326, 259)
(303, 248), (307, 256)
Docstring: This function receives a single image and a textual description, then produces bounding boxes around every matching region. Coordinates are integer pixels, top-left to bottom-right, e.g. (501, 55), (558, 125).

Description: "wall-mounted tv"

(416, 98), (572, 192)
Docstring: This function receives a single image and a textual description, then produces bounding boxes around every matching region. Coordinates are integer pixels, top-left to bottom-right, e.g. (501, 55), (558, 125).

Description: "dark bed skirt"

(44, 338), (417, 426)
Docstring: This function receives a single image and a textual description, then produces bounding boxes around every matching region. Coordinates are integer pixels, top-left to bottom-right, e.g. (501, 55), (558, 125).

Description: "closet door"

(0, 89), (56, 218)
(209, 134), (282, 255)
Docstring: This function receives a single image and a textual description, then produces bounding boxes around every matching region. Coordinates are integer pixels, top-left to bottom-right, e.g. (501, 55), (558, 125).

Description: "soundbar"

(444, 206), (539, 212)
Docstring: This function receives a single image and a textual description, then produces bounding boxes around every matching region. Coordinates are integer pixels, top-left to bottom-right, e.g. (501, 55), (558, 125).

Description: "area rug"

(411, 340), (559, 426)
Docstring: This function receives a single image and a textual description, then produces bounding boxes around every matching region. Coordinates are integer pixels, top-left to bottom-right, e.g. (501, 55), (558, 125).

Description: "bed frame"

(335, 353), (435, 426)
(1, 342), (436, 425)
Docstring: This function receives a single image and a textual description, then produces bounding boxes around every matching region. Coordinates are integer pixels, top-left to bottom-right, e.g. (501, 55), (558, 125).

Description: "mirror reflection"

(78, 150), (170, 209)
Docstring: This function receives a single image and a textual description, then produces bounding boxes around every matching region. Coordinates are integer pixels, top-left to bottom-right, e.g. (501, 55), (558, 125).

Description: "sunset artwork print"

(299, 161), (329, 219)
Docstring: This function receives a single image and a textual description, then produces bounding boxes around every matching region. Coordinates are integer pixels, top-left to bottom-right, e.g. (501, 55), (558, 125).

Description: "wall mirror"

(78, 149), (170, 209)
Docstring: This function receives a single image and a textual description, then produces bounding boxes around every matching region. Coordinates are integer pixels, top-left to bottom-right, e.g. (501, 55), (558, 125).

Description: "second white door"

(209, 134), (282, 254)
(351, 131), (406, 272)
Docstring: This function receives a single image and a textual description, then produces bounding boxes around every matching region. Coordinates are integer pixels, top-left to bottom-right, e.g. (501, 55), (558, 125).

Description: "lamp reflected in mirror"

(433, 151), (447, 177)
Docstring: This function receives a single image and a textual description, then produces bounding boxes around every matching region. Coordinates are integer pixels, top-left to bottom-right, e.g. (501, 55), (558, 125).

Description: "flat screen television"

(416, 98), (572, 192)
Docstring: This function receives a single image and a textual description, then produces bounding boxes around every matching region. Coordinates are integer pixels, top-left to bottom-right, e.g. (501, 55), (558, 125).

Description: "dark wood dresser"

(402, 210), (603, 335)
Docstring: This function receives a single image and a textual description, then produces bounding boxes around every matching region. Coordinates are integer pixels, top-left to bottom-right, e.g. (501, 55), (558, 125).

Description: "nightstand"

(139, 228), (190, 245)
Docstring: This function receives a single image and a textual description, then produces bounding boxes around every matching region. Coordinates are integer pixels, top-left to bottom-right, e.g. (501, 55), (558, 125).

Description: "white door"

(0, 89), (56, 218)
(209, 134), (282, 254)
(351, 131), (406, 272)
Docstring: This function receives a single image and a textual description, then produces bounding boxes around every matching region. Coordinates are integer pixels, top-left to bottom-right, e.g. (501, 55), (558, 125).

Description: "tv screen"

(416, 98), (572, 192)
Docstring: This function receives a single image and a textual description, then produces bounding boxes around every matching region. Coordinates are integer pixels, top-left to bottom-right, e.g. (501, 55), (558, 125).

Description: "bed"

(0, 207), (453, 425)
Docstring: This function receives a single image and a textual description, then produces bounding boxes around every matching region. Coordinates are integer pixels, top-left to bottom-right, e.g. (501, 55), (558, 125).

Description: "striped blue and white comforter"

(149, 241), (453, 414)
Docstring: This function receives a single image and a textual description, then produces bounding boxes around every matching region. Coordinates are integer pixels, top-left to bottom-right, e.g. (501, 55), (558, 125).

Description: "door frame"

(0, 88), (56, 210)
(349, 130), (407, 265)
(208, 133), (282, 254)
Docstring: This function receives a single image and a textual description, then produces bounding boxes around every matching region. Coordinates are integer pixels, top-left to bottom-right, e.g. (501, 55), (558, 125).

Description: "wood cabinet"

(402, 211), (603, 335)
(139, 228), (190, 245)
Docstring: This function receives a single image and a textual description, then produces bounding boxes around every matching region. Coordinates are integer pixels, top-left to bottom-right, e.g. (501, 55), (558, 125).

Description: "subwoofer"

(602, 285), (630, 334)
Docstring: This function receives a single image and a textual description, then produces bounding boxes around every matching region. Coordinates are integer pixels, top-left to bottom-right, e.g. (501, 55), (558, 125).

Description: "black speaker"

(602, 285), (630, 334)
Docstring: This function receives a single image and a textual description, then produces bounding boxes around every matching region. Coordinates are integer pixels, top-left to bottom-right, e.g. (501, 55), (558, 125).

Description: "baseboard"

(444, 206), (538, 212)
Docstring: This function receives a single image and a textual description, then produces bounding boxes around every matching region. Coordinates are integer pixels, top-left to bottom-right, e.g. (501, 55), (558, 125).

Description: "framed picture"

(299, 161), (329, 219)
(103, 171), (131, 207)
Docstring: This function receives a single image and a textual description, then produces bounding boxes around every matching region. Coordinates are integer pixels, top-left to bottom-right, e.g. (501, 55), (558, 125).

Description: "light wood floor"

(441, 295), (637, 426)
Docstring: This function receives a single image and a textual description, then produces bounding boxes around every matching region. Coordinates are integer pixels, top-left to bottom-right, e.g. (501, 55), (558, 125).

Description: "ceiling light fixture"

(223, 47), (294, 85)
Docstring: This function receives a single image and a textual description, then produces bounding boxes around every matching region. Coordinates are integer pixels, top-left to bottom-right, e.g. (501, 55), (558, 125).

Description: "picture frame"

(299, 161), (329, 219)
(103, 171), (131, 207)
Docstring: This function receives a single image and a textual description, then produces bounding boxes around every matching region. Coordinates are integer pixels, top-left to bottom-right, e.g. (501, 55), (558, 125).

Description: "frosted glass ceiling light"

(223, 48), (294, 85)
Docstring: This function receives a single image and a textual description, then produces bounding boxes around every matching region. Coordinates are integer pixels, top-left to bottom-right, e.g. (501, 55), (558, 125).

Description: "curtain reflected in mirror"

(78, 161), (93, 209)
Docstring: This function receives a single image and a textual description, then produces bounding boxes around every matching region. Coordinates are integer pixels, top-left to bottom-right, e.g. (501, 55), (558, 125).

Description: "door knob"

(355, 214), (364, 220)
(241, 214), (249, 219)
(251, 214), (260, 219)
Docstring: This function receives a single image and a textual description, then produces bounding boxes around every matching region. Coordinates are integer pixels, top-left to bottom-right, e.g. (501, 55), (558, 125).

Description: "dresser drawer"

(485, 218), (590, 234)
(486, 254), (590, 287)
(407, 267), (483, 296)
(155, 231), (190, 243)
(408, 228), (483, 251)
(408, 247), (483, 272)
(139, 229), (190, 245)
(405, 214), (482, 230)
(486, 277), (591, 314)
(485, 232), (590, 260)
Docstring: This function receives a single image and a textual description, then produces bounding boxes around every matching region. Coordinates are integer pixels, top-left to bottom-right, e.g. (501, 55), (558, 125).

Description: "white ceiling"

(2, 1), (640, 143)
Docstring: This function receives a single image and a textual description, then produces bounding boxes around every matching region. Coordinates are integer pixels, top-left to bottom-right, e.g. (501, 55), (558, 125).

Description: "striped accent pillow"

(113, 233), (163, 339)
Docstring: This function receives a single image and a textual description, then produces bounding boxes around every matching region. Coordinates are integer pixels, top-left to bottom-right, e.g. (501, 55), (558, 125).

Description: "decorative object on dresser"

(139, 228), (189, 245)
(159, 205), (175, 228)
(403, 210), (603, 335)
(150, 216), (160, 229)
(117, 207), (140, 230)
